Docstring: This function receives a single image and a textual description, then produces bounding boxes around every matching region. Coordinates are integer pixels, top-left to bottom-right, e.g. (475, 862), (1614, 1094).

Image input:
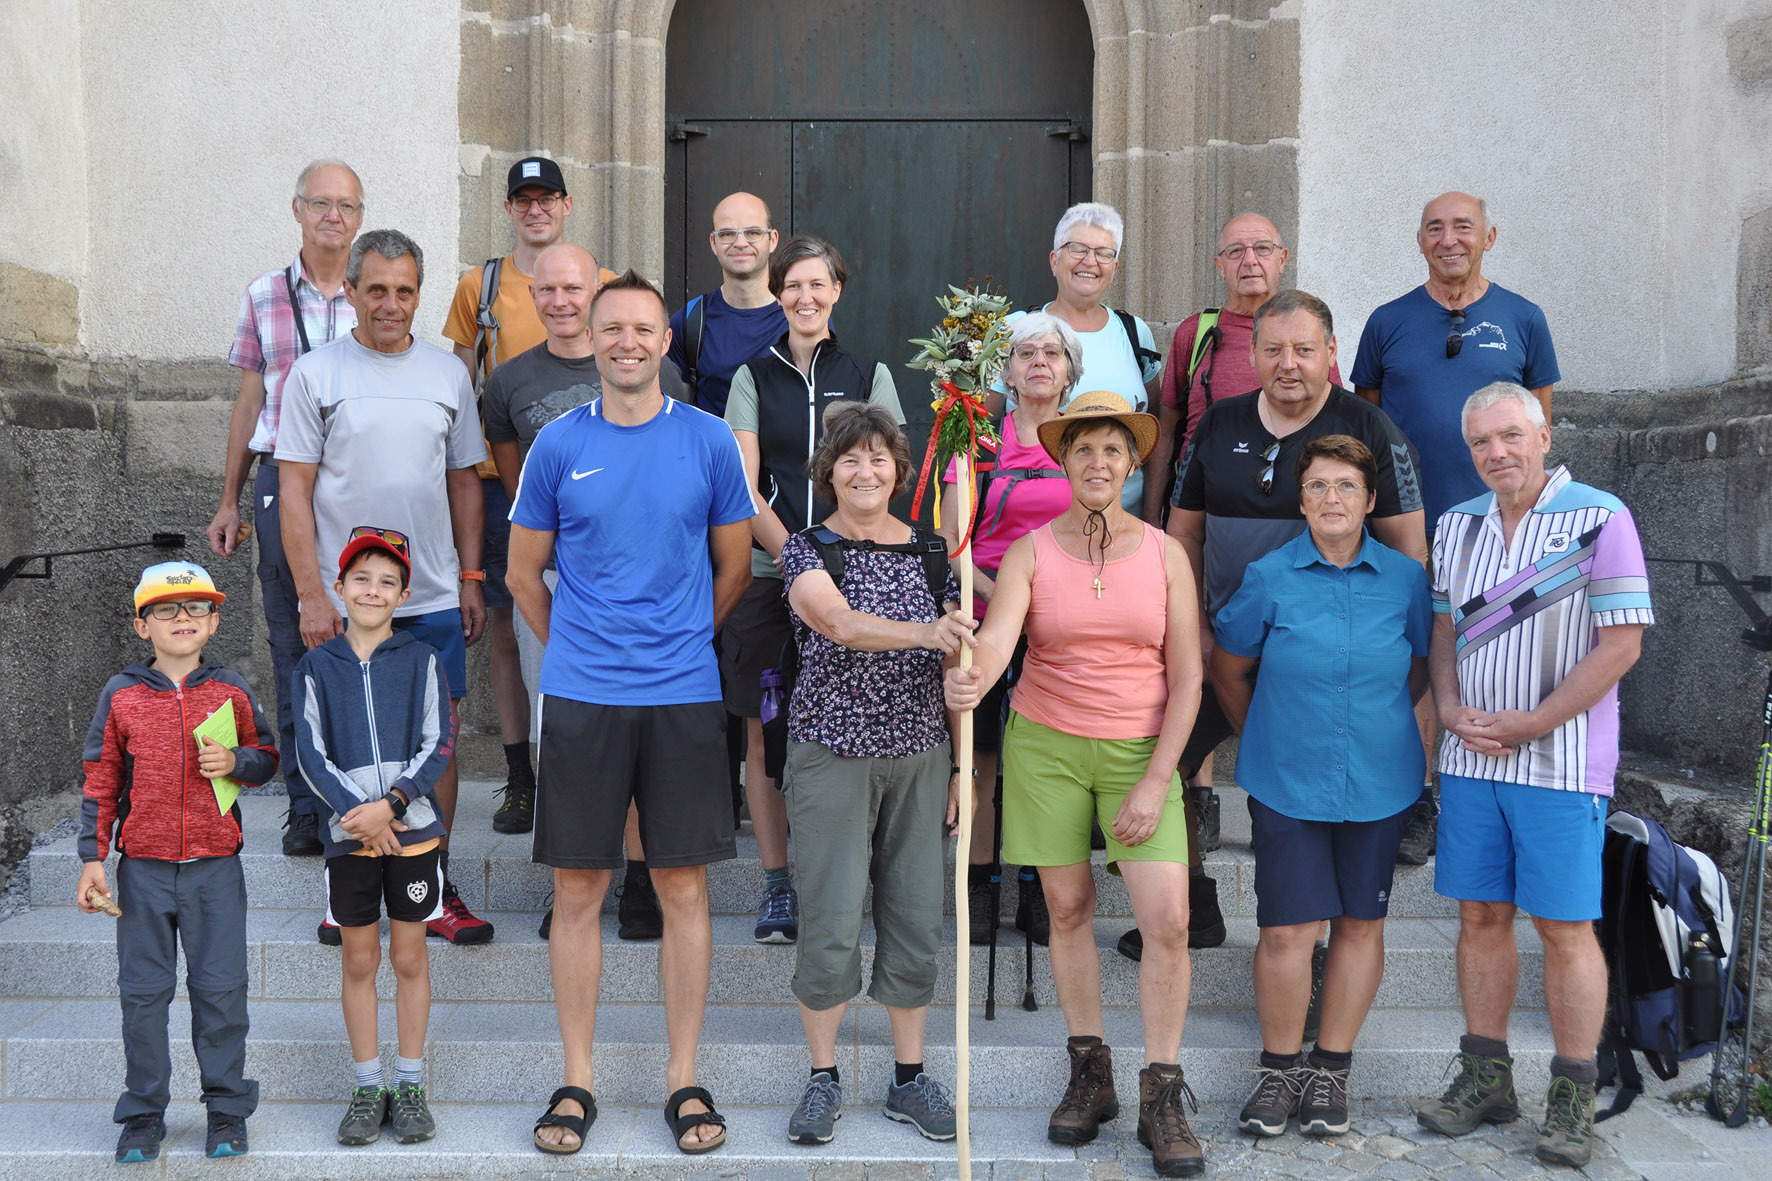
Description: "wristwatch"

(385, 789), (409, 820)
(460, 570), (485, 583)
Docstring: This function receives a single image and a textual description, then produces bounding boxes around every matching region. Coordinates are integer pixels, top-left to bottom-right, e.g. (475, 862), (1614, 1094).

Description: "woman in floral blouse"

(775, 402), (973, 1147)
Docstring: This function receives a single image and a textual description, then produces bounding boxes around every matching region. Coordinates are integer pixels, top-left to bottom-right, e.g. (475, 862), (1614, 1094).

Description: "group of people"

(70, 154), (1654, 1178)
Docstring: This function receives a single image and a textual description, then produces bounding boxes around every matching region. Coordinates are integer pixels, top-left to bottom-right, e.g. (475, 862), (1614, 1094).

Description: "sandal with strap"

(534, 1085), (596, 1155)
(664, 1085), (727, 1154)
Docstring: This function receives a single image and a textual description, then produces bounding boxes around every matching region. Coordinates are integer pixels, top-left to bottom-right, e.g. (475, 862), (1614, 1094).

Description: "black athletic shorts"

(325, 846), (444, 927)
(1178, 683), (1235, 775)
(717, 577), (792, 717)
(534, 698), (737, 871)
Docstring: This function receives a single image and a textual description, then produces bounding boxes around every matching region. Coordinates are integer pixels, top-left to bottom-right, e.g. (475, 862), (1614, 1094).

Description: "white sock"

(396, 1056), (424, 1086)
(354, 1058), (384, 1090)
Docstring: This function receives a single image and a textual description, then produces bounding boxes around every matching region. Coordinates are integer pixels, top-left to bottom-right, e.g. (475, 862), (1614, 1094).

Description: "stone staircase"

(0, 783), (1555, 1176)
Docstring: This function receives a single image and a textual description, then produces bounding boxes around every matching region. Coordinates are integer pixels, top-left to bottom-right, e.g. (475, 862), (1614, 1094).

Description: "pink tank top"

(1011, 521), (1170, 739)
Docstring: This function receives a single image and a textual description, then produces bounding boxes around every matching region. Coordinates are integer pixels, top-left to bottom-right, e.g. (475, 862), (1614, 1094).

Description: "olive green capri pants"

(1001, 711), (1189, 873)
(782, 739), (951, 1011)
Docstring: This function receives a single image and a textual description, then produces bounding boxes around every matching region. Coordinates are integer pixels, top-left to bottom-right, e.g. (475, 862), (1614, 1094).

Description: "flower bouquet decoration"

(906, 285), (1014, 548)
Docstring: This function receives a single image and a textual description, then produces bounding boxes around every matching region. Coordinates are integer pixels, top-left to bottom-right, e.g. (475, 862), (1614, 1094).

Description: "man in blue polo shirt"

(1351, 191), (1561, 865)
(507, 271), (754, 1154)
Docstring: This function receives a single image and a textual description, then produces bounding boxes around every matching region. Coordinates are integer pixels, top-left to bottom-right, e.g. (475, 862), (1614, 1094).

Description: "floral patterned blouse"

(779, 530), (960, 759)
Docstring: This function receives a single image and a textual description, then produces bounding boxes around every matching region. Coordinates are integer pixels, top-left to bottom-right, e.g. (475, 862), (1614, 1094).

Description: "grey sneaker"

(389, 1081), (437, 1144)
(1535, 1075), (1596, 1168)
(788, 1071), (843, 1144)
(1298, 1063), (1350, 1136)
(336, 1085), (390, 1146)
(884, 1073), (957, 1141)
(1237, 1064), (1308, 1137)
(1416, 1050), (1519, 1135)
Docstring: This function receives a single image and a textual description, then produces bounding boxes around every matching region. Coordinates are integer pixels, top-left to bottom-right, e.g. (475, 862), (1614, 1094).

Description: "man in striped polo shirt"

(1415, 382), (1654, 1168)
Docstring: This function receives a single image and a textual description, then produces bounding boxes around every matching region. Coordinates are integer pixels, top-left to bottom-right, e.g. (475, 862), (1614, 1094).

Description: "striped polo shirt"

(1432, 465), (1655, 795)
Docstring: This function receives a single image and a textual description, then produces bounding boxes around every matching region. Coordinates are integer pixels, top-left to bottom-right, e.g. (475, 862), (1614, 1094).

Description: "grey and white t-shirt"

(276, 332), (487, 617)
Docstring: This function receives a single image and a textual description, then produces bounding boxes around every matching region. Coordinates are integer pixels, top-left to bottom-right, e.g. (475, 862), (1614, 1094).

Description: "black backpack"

(760, 526), (950, 780)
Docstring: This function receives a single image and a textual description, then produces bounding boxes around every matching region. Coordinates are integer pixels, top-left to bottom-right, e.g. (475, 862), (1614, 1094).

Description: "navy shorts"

(1247, 795), (1412, 927)
(480, 477), (515, 610)
(393, 608), (468, 700)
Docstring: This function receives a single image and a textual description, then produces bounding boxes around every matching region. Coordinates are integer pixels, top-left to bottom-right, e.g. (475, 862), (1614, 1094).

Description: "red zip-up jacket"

(78, 658), (278, 863)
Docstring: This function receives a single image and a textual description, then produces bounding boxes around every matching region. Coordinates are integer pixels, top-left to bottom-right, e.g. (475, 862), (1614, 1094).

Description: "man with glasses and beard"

(1351, 192), (1560, 864)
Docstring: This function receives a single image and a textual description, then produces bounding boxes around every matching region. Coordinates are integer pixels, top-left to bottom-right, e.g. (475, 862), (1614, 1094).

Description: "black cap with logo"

(507, 156), (567, 198)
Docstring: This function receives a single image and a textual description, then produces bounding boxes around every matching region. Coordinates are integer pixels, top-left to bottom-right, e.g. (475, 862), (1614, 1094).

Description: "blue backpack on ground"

(1595, 810), (1741, 1119)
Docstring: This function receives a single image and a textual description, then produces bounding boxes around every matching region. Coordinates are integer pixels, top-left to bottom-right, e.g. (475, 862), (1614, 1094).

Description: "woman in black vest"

(721, 237), (906, 948)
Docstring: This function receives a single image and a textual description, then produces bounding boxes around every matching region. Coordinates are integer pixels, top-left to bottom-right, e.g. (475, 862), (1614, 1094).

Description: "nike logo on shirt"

(571, 468), (605, 480)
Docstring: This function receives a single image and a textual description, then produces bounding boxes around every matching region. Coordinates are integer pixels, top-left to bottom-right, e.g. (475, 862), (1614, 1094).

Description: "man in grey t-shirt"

(277, 228), (496, 945)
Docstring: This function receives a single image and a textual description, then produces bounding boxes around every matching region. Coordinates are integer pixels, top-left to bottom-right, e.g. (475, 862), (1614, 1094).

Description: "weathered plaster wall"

(1298, 0), (1772, 392)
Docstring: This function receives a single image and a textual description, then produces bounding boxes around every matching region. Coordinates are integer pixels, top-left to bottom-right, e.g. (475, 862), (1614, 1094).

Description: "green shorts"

(1000, 711), (1188, 874)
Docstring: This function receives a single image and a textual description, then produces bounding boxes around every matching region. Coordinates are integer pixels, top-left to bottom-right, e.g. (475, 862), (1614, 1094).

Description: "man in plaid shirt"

(206, 158), (363, 858)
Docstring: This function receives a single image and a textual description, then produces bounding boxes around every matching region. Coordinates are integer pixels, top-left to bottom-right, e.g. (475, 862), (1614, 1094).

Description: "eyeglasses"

(1446, 308), (1467, 359)
(712, 226), (771, 244)
(1302, 479), (1366, 501)
(1257, 442), (1282, 494)
(1059, 242), (1118, 262)
(348, 524), (411, 560)
(300, 198), (361, 218)
(509, 193), (564, 212)
(1217, 241), (1281, 262)
(1011, 343), (1066, 363)
(140, 600), (216, 621)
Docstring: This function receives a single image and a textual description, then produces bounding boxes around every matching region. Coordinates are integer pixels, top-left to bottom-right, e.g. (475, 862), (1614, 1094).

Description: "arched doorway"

(664, 0), (1094, 461)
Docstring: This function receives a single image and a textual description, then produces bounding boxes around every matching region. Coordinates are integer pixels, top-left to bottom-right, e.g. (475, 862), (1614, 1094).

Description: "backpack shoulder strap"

(806, 526), (949, 607)
(1187, 308), (1222, 384)
(472, 258), (503, 388)
(910, 528), (951, 607)
(1115, 307), (1161, 369)
(807, 526), (847, 589)
(684, 294), (707, 390)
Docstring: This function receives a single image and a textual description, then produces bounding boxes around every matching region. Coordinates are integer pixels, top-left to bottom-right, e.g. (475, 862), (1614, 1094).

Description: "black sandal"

(664, 1085), (727, 1154)
(534, 1085), (596, 1155)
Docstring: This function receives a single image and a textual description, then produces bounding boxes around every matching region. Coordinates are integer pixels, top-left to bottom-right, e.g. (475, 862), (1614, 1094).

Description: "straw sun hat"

(1035, 389), (1160, 466)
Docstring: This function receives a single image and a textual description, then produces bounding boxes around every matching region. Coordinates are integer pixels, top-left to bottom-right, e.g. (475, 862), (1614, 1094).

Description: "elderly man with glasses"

(1351, 192), (1561, 866)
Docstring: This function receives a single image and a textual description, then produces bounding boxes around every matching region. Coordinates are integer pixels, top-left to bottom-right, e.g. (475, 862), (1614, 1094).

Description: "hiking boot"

(617, 862), (663, 940)
(1015, 869), (1050, 946)
(205, 1111), (249, 1158)
(885, 1072), (957, 1141)
(318, 918), (342, 946)
(1138, 1064), (1205, 1177)
(1535, 1075), (1597, 1168)
(1396, 798), (1438, 865)
(336, 1085), (389, 1145)
(1188, 874), (1226, 948)
(1298, 1062), (1351, 1136)
(968, 874), (998, 945)
(115, 1114), (166, 1163)
(1302, 943), (1328, 1042)
(1048, 1037), (1119, 1145)
(389, 1081), (438, 1144)
(492, 774), (535, 834)
(1237, 1063), (1308, 1137)
(282, 809), (323, 856)
(1190, 786), (1221, 853)
(1416, 1049), (1519, 1135)
(755, 883), (799, 944)
(788, 1071), (842, 1144)
(427, 881), (495, 944)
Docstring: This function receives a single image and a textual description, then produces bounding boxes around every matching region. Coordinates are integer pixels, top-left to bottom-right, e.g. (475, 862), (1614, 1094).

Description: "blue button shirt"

(1214, 530), (1432, 822)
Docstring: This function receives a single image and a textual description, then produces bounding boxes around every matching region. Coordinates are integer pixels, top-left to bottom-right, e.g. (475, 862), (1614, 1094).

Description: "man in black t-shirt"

(1113, 291), (1427, 967)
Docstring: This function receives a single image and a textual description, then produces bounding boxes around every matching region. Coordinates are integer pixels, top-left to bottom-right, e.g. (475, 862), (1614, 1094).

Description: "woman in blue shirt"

(1209, 434), (1431, 1142)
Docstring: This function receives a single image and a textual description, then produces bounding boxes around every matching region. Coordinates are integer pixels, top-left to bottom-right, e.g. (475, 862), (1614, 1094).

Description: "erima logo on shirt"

(571, 467), (605, 480)
(1232, 441), (1251, 454)
(406, 880), (430, 904)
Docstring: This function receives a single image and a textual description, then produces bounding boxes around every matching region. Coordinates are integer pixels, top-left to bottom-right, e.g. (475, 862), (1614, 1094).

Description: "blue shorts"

(480, 477), (515, 610)
(1247, 795), (1411, 927)
(1434, 774), (1606, 921)
(394, 608), (468, 700)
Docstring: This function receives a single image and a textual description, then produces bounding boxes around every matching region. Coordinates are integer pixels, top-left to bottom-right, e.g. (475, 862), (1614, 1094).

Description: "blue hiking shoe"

(885, 1073), (957, 1141)
(115, 1114), (166, 1163)
(205, 1111), (249, 1157)
(788, 1071), (843, 1144)
(755, 884), (798, 944)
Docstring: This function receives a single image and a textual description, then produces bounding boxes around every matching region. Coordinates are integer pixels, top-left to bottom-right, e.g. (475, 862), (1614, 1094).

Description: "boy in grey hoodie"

(292, 526), (454, 1147)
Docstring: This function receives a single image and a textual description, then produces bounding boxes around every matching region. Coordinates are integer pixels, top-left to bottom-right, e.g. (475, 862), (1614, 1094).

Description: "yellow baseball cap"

(133, 561), (226, 613)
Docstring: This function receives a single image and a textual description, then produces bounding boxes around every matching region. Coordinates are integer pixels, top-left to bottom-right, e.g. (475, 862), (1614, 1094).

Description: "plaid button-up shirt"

(228, 253), (356, 454)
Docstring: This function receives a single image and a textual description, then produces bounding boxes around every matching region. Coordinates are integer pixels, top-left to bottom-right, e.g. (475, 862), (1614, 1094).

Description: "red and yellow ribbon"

(911, 380), (998, 559)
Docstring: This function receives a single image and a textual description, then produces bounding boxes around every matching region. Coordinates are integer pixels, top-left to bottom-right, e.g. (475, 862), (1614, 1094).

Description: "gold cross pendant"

(1092, 576), (1104, 600)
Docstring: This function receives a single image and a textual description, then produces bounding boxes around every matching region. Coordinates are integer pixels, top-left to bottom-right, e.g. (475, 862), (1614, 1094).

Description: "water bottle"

(759, 668), (785, 726)
(1681, 933), (1722, 1048)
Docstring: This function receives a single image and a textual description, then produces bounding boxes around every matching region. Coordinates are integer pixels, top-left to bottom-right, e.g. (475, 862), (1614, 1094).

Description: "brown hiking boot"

(1138, 1063), (1205, 1177)
(1047, 1037), (1119, 1145)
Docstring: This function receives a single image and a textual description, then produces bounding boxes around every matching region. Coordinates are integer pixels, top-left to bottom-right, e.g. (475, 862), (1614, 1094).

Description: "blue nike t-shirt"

(668, 289), (788, 418)
(510, 396), (756, 706)
(1350, 283), (1559, 528)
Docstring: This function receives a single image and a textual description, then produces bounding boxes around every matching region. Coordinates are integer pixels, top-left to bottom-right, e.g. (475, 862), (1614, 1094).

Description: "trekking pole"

(985, 749), (1004, 1021)
(952, 453), (976, 1179)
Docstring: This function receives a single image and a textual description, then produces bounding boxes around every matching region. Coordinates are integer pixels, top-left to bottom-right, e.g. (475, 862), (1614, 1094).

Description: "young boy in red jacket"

(77, 561), (278, 1163)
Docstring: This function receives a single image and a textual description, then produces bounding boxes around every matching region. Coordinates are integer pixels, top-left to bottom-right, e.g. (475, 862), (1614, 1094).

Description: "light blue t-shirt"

(996, 304), (1161, 512)
(1349, 283), (1559, 529)
(510, 396), (756, 706)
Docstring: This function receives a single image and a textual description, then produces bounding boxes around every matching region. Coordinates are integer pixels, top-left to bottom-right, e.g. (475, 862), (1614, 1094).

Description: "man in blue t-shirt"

(666, 191), (789, 418)
(508, 271), (755, 1154)
(1350, 190), (1561, 867)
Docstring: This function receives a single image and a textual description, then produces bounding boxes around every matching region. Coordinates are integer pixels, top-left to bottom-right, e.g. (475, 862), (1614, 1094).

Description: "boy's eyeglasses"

(348, 524), (410, 560)
(140, 600), (216, 621)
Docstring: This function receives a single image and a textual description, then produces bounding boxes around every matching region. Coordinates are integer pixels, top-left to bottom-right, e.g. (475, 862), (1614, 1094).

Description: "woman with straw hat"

(945, 390), (1207, 1177)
